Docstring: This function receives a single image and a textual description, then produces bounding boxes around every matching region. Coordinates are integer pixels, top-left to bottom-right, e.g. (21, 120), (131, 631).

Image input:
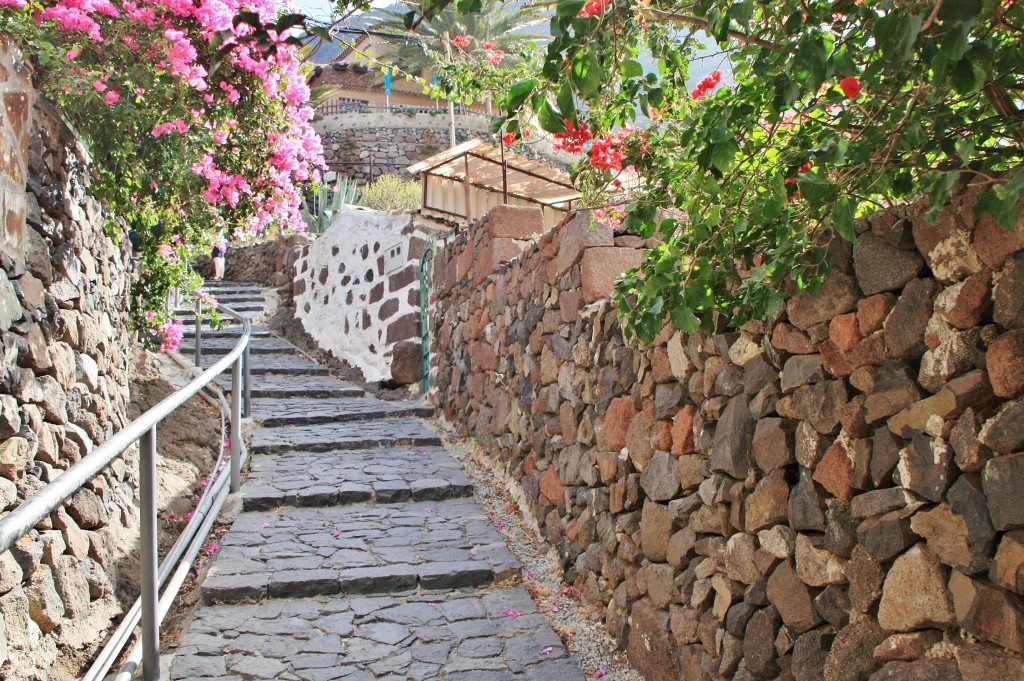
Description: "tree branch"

(638, 9), (784, 51)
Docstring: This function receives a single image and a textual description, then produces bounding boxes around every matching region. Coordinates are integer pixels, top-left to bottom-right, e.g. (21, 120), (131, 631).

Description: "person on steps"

(211, 231), (227, 280)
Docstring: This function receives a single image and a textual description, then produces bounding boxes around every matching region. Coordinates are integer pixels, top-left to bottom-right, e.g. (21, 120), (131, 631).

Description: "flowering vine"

(2, 0), (325, 340)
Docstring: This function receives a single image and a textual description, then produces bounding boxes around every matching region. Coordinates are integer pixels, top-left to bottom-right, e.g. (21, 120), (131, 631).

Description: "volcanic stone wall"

(429, 189), (1024, 679)
(1, 42), (137, 680)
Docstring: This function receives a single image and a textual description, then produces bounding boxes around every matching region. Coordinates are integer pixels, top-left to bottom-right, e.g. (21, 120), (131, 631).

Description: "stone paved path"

(170, 281), (584, 681)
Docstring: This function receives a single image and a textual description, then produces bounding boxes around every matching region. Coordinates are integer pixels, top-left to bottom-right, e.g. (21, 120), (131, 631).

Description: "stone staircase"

(168, 281), (584, 681)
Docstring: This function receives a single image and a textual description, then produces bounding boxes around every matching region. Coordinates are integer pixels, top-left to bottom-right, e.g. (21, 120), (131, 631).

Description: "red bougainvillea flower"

(482, 42), (494, 50)
(485, 49), (505, 65)
(691, 70), (722, 100)
(451, 35), (472, 49)
(577, 0), (608, 16)
(839, 76), (862, 98)
(552, 119), (593, 154)
(502, 131), (518, 147)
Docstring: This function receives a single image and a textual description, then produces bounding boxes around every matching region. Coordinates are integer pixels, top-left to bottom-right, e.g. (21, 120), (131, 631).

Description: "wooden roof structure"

(406, 139), (580, 228)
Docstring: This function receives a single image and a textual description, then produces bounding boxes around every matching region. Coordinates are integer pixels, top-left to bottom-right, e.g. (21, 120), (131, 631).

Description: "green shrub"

(362, 175), (422, 211)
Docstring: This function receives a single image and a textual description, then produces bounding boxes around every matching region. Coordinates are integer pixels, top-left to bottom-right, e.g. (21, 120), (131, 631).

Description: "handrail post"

(230, 356), (242, 493)
(139, 427), (160, 681)
(194, 300), (202, 368)
(242, 344), (251, 418)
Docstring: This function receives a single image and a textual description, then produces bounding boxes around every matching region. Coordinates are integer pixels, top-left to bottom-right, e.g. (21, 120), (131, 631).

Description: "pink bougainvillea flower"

(552, 604), (561, 612)
(424, 507), (434, 513)
(485, 49), (505, 65)
(261, 522), (270, 528)
(331, 531), (340, 538)
(105, 90), (120, 105)
(839, 76), (862, 98)
(593, 669), (608, 678)
(203, 542), (218, 554)
(92, 79), (107, 92)
(540, 647), (553, 656)
(502, 608), (520, 617)
(428, 602), (436, 607)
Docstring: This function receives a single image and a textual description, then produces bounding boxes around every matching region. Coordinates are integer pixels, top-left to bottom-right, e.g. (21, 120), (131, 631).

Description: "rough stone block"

(553, 212), (614, 277)
(485, 205), (545, 239)
(580, 247), (644, 303)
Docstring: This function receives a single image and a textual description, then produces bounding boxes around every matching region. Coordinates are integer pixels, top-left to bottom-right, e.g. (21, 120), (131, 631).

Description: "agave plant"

(302, 177), (363, 233)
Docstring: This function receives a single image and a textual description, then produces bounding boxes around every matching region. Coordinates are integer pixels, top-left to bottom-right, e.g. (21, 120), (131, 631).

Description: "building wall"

(1, 41), (138, 680)
(429, 193), (1024, 679)
(291, 207), (435, 384)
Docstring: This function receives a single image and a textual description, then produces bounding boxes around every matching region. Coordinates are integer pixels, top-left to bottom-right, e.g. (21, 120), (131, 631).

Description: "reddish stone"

(559, 290), (584, 323)
(813, 443), (854, 503)
(626, 405), (657, 471)
(671, 405), (696, 456)
(974, 206), (1024, 270)
(988, 329), (1024, 399)
(949, 569), (1024, 653)
(580, 247), (645, 303)
(474, 342), (497, 371)
(605, 396), (637, 451)
(554, 211), (615, 277)
(475, 237), (521, 283)
(857, 293), (897, 336)
(772, 322), (816, 354)
(846, 333), (887, 369)
(820, 340), (853, 377)
(651, 347), (673, 383)
(936, 270), (992, 330)
(627, 600), (679, 681)
(655, 420), (673, 451)
(560, 402), (578, 446)
(830, 312), (862, 352)
(539, 465), (564, 506)
(485, 205), (545, 239)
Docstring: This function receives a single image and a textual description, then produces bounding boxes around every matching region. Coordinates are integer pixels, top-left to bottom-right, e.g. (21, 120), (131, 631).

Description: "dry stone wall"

(1, 42), (137, 680)
(317, 114), (485, 183)
(429, 191), (1024, 680)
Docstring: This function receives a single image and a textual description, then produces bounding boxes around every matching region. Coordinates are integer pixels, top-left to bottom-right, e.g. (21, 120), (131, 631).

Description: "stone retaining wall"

(316, 117), (485, 184)
(429, 191), (1024, 680)
(1, 41), (137, 680)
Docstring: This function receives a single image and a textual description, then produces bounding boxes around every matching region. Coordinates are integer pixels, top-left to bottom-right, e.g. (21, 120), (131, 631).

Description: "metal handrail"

(0, 299), (252, 681)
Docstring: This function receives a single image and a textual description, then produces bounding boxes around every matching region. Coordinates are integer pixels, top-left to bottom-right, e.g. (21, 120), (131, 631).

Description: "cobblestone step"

(202, 352), (330, 376)
(179, 335), (297, 355)
(172, 587), (583, 681)
(208, 292), (265, 303)
(202, 499), (521, 603)
(243, 447), (472, 511)
(181, 324), (272, 340)
(250, 418), (440, 453)
(177, 302), (266, 316)
(215, 374), (364, 399)
(252, 397), (432, 427)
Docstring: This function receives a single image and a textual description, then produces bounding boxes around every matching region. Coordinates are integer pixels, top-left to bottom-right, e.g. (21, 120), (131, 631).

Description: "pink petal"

(540, 647), (553, 656)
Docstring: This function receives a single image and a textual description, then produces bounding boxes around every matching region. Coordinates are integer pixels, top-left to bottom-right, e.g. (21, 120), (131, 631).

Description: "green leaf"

(488, 115), (508, 134)
(938, 0), (982, 23)
(975, 191), (1020, 231)
(537, 99), (568, 133)
(506, 79), (537, 112)
(951, 58), (986, 95)
(557, 83), (576, 121)
(670, 303), (700, 333)
(275, 13), (307, 32)
(833, 195), (856, 242)
(556, 0), (586, 18)
(621, 59), (643, 79)
(710, 140), (739, 173)
(456, 0), (482, 13)
(571, 49), (604, 98)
